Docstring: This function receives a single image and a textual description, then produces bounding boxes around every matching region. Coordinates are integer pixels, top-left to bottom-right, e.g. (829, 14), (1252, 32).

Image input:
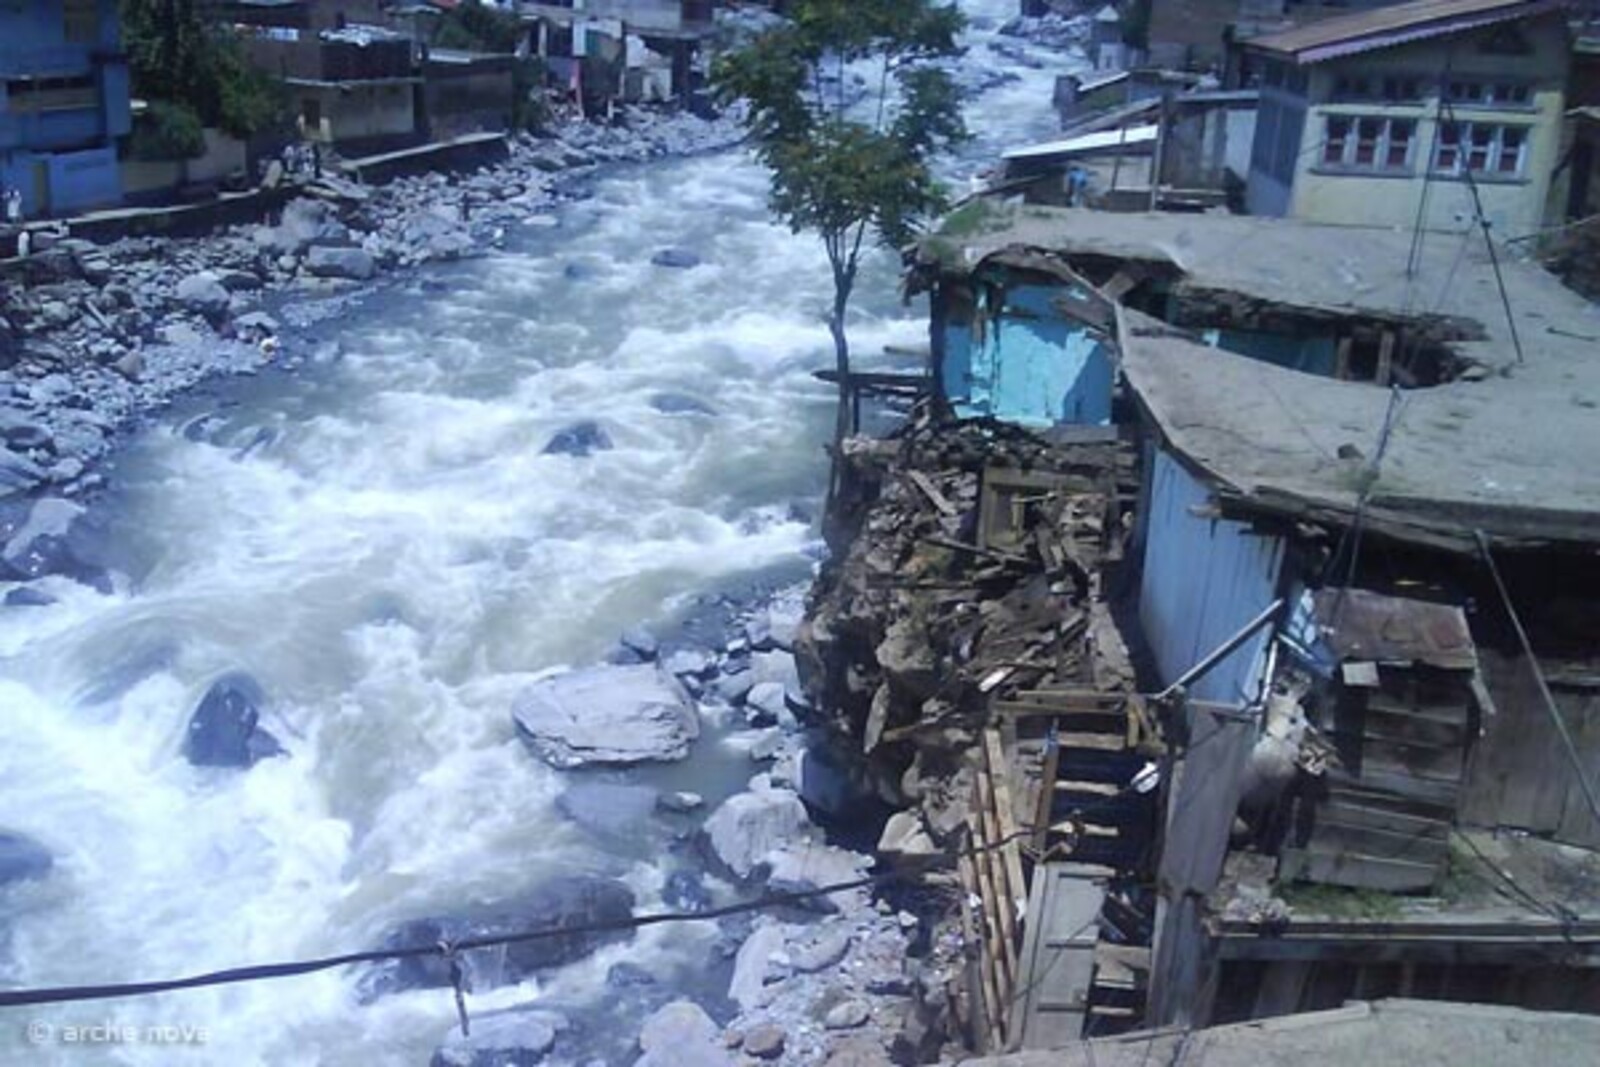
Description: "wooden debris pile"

(794, 405), (1140, 843)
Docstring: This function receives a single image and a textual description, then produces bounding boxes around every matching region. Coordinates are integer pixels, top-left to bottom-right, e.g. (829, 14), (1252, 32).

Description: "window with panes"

(1432, 122), (1529, 177)
(1321, 115), (1416, 171)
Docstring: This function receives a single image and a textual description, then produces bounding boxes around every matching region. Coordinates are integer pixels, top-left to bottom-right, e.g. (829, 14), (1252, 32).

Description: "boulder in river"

(175, 272), (232, 318)
(182, 673), (285, 769)
(513, 664), (699, 768)
(0, 831), (52, 887)
(363, 875), (637, 998)
(663, 868), (712, 914)
(430, 1008), (567, 1067)
(635, 1000), (731, 1067)
(305, 245), (376, 281)
(541, 420), (612, 458)
(0, 407), (53, 451)
(0, 447), (46, 498)
(649, 248), (702, 269)
(4, 586), (56, 608)
(702, 787), (810, 879)
(649, 393), (716, 417)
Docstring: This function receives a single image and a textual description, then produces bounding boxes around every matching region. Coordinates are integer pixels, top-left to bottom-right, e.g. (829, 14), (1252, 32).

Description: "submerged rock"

(649, 393), (717, 417)
(430, 1007), (567, 1067)
(513, 664), (699, 768)
(4, 586), (55, 608)
(0, 831), (52, 886)
(365, 875), (636, 999)
(555, 782), (659, 839)
(663, 869), (712, 914)
(635, 1000), (730, 1067)
(650, 248), (702, 269)
(182, 673), (285, 769)
(541, 420), (613, 458)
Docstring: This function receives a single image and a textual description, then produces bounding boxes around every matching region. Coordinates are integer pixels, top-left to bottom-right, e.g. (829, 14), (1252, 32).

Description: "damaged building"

(796, 202), (1600, 1057)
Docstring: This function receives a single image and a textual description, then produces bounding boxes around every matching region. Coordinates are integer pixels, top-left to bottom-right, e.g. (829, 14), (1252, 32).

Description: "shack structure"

(901, 202), (1600, 1048)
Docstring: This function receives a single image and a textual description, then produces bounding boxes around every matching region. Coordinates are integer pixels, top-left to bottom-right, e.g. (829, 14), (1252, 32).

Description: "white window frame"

(1319, 114), (1417, 173)
(1431, 121), (1530, 179)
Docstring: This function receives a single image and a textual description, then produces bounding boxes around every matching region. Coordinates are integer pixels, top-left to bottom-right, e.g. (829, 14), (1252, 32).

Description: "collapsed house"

(797, 201), (1600, 1058)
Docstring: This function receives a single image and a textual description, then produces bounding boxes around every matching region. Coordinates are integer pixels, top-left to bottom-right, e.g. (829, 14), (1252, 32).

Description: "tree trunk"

(822, 275), (854, 549)
(828, 305), (852, 449)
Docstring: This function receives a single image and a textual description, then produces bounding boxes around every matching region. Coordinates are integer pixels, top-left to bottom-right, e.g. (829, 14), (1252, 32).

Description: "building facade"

(0, 0), (131, 217)
(1241, 0), (1571, 235)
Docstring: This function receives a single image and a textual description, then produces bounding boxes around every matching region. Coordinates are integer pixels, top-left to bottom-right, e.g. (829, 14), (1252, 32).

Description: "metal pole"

(1155, 598), (1286, 701)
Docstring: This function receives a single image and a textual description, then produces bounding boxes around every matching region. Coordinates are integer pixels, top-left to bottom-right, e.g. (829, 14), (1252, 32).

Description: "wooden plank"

(1334, 336), (1353, 380)
(1057, 779), (1122, 797)
(977, 769), (1021, 995)
(958, 846), (1006, 1052)
(1320, 798), (1451, 839)
(1057, 731), (1129, 752)
(1279, 845), (1439, 893)
(968, 815), (1010, 1048)
(1375, 330), (1396, 386)
(987, 730), (1032, 937)
(1328, 766), (1460, 807)
(1092, 943), (1150, 989)
(1309, 818), (1451, 863)
(1016, 864), (1105, 1050)
(1359, 741), (1466, 783)
(1365, 696), (1472, 727)
(1034, 736), (1062, 856)
(908, 469), (959, 517)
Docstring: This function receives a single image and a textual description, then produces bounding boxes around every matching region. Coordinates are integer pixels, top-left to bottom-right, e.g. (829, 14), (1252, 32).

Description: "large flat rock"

(513, 664), (699, 768)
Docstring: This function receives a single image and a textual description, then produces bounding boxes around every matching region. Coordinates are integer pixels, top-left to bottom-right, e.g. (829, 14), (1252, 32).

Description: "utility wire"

(1440, 99), (1527, 366)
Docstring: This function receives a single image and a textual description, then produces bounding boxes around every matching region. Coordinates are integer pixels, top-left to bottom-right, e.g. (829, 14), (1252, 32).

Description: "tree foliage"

(127, 99), (206, 161)
(120, 0), (286, 140)
(433, 0), (548, 130)
(715, 1), (967, 450)
(434, 0), (521, 53)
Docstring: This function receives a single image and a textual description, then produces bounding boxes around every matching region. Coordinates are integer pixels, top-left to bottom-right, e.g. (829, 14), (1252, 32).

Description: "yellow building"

(1241, 0), (1572, 238)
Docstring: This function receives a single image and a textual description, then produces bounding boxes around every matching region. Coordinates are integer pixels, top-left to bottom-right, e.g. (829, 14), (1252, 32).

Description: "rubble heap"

(793, 405), (1141, 853)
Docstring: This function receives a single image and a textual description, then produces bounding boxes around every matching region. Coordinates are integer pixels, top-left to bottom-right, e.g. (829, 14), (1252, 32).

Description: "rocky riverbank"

(0, 105), (745, 510)
(402, 581), (966, 1067)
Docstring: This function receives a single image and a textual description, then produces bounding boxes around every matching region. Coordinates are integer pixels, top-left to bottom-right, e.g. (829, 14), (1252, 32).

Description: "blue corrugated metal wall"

(1139, 450), (1284, 706)
(939, 281), (1114, 427)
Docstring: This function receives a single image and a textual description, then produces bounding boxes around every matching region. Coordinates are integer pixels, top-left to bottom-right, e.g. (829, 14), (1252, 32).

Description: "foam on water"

(0, 8), (1077, 1063)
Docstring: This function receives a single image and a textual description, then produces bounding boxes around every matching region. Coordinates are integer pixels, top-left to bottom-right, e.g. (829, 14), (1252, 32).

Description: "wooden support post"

(962, 816), (1007, 1052)
(1375, 330), (1396, 387)
(1334, 336), (1353, 380)
(986, 730), (1031, 932)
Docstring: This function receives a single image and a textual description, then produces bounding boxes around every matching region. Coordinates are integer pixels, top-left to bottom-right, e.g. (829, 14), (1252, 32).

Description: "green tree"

(120, 0), (285, 140)
(715, 1), (966, 453)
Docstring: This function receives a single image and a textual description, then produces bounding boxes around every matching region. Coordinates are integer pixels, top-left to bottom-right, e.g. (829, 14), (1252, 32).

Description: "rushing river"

(0, 4), (1067, 1063)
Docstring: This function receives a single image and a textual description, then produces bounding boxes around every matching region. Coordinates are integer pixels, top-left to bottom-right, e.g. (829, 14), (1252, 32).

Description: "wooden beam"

(958, 844), (1006, 1051)
(987, 729), (1032, 932)
(1375, 330), (1396, 387)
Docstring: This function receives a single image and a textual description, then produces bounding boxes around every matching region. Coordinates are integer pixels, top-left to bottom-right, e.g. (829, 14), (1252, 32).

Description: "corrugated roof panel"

(1246, 0), (1560, 63)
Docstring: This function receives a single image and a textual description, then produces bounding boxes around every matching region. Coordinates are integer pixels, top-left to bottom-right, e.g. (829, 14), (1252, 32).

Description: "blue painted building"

(931, 252), (1118, 427)
(0, 0), (131, 218)
(1137, 450), (1284, 705)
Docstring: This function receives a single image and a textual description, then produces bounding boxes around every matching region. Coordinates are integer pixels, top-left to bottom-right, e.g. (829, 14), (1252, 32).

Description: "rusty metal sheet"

(1311, 589), (1477, 671)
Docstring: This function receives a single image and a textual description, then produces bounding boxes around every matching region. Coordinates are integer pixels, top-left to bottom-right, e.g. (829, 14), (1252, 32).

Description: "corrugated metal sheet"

(1245, 0), (1562, 65)
(1139, 450), (1284, 705)
(1310, 589), (1478, 670)
(943, 282), (1115, 427)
